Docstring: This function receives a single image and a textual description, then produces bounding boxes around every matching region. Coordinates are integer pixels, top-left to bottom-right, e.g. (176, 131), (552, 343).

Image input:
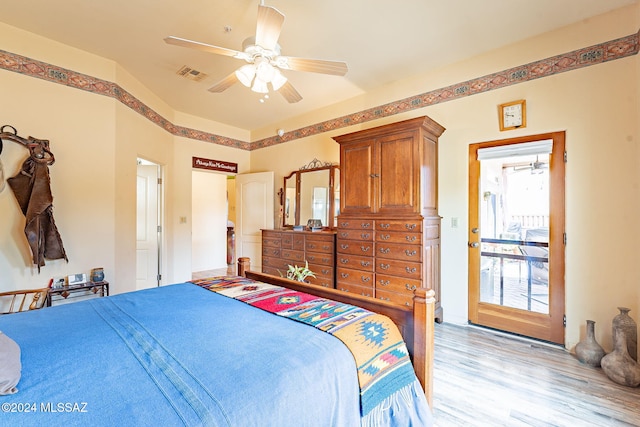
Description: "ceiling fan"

(511, 156), (549, 173)
(164, 1), (348, 103)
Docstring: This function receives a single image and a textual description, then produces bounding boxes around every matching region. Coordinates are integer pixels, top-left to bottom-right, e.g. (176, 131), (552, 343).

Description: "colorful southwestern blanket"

(191, 276), (421, 418)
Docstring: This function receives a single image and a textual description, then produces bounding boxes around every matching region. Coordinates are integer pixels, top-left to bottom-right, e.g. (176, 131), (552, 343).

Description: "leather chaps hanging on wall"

(1, 128), (68, 272)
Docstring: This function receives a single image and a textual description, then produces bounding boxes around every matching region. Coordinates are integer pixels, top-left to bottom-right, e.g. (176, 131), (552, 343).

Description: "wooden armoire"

(332, 116), (445, 321)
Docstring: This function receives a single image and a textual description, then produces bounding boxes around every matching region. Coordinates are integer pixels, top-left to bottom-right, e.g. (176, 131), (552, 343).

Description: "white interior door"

(235, 171), (274, 270)
(191, 171), (227, 272)
(136, 163), (160, 290)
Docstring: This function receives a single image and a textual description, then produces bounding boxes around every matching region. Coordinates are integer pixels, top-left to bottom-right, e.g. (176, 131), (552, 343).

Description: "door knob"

(469, 242), (479, 248)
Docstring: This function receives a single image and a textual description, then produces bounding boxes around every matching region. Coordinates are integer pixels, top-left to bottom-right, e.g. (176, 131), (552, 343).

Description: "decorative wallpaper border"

(0, 30), (638, 151)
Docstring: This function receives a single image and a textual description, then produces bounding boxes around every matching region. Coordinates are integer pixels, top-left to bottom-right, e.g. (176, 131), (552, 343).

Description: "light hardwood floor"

(433, 323), (640, 426)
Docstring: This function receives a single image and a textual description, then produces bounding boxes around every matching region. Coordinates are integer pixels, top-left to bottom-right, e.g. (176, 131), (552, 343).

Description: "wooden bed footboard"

(237, 257), (435, 408)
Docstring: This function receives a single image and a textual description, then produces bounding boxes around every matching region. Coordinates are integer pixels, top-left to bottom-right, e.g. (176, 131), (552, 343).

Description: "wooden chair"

(0, 288), (49, 314)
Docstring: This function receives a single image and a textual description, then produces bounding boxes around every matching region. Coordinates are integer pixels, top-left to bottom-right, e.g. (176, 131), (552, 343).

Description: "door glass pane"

(479, 153), (550, 314)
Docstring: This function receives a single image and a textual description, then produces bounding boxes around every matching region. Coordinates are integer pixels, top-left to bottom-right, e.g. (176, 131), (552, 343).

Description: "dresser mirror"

(281, 160), (339, 229)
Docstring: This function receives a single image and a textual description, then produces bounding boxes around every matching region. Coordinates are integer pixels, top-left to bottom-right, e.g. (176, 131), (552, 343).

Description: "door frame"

(468, 131), (566, 344)
(136, 158), (163, 289)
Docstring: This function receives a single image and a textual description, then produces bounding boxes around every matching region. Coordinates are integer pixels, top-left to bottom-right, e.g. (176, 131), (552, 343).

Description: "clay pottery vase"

(601, 328), (640, 387)
(612, 307), (637, 362)
(575, 320), (606, 367)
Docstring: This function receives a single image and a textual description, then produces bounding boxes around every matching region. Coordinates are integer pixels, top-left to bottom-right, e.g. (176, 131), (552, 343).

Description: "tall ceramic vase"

(575, 320), (605, 367)
(613, 307), (637, 362)
(601, 327), (640, 387)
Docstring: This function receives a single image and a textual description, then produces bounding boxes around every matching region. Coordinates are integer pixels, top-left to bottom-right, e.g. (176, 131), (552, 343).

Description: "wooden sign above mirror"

(280, 159), (340, 229)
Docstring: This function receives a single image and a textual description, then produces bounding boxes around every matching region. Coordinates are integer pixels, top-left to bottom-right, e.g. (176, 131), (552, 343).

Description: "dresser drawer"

(307, 274), (334, 288)
(262, 256), (287, 271)
(306, 251), (333, 266)
(337, 219), (374, 230)
(376, 260), (422, 279)
(305, 239), (333, 254)
(262, 246), (281, 258)
(376, 273), (421, 294)
(308, 263), (334, 279)
(262, 266), (282, 277)
(281, 232), (293, 248)
(262, 236), (282, 248)
(337, 240), (374, 256)
(376, 230), (420, 244)
(336, 282), (374, 298)
(337, 228), (374, 241)
(376, 242), (422, 262)
(376, 220), (422, 233)
(293, 234), (305, 250)
(336, 267), (374, 287)
(376, 288), (414, 307)
(281, 249), (305, 263)
(336, 253), (374, 272)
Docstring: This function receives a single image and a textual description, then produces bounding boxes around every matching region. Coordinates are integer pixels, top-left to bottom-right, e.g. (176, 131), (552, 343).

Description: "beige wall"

(1, 6), (639, 352)
(251, 5), (640, 351)
(0, 22), (250, 295)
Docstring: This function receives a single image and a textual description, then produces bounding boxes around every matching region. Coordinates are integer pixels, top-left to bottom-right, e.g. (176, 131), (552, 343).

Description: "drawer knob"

(341, 273), (349, 278)
(405, 224), (417, 230)
(405, 250), (417, 257)
(406, 236), (416, 242)
(341, 244), (349, 249)
(340, 258), (349, 264)
(406, 267), (417, 273)
(340, 232), (349, 238)
(361, 233), (370, 239)
(406, 284), (417, 291)
(361, 261), (371, 267)
(380, 223), (390, 229)
(361, 276), (370, 282)
(361, 246), (371, 252)
(380, 234), (390, 240)
(380, 263), (390, 270)
(379, 280), (390, 286)
(379, 247), (390, 254)
(361, 223), (371, 229)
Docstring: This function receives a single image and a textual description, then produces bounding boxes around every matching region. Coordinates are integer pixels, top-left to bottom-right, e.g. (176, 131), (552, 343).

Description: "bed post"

(413, 288), (435, 409)
(238, 257), (250, 277)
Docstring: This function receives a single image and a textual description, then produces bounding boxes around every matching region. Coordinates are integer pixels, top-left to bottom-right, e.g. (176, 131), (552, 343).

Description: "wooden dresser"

(333, 116), (445, 321)
(261, 229), (336, 288)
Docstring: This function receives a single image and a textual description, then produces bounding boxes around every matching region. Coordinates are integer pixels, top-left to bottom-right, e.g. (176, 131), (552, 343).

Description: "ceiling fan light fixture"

(270, 68), (287, 91)
(255, 58), (275, 82)
(251, 78), (269, 94)
(235, 64), (256, 87)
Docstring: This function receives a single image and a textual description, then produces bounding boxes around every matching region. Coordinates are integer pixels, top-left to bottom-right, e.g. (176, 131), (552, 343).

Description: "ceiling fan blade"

(278, 81), (302, 103)
(277, 57), (348, 76)
(208, 72), (239, 93)
(255, 5), (284, 51)
(164, 36), (246, 59)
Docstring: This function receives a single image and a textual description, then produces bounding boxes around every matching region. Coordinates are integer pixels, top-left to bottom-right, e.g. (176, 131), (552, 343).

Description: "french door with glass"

(468, 132), (565, 344)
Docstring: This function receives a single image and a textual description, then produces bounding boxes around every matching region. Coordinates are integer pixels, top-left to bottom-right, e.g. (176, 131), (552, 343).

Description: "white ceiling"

(1, 0), (636, 133)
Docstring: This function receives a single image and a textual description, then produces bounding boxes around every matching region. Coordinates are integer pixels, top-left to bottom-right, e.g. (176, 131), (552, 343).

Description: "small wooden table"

(47, 281), (109, 306)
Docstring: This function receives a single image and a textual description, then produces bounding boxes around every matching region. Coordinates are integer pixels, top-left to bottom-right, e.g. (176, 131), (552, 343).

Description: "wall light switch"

(451, 217), (459, 228)
(180, 216), (187, 224)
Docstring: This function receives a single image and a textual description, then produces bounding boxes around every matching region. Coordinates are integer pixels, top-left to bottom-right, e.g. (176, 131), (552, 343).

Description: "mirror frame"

(280, 162), (339, 229)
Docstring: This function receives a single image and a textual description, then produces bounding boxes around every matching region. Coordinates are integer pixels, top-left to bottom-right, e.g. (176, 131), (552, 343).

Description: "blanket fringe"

(360, 379), (431, 427)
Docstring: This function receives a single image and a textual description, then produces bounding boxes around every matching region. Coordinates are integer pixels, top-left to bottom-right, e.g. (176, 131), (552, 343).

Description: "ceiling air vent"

(176, 65), (208, 82)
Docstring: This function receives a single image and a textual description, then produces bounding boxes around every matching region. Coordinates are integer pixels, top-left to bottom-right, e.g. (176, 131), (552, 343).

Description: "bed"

(0, 257), (435, 426)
